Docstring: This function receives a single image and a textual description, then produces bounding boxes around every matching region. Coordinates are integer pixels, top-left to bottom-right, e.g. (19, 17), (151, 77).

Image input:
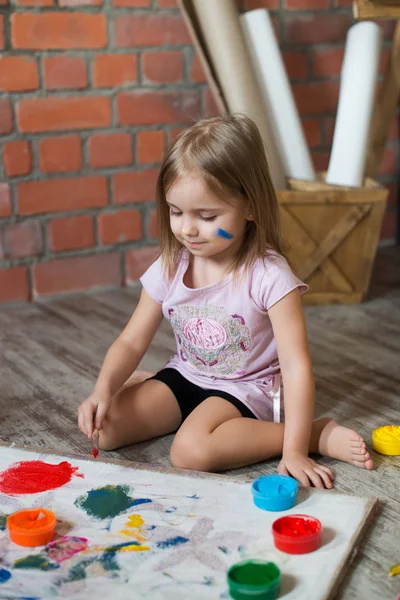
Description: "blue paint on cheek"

(0, 569), (11, 583)
(216, 228), (234, 240)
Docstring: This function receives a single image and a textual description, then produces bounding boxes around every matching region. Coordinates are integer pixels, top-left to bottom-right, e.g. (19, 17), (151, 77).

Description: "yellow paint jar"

(372, 425), (400, 456)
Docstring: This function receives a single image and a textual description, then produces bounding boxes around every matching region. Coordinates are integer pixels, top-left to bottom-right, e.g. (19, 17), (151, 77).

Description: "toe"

(365, 458), (374, 470)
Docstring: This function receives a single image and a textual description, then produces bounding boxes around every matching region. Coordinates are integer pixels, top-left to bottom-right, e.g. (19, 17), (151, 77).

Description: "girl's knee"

(170, 434), (214, 472)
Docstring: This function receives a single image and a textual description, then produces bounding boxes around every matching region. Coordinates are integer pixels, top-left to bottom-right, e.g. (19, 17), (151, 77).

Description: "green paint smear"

(74, 484), (137, 520)
(63, 558), (96, 583)
(14, 555), (59, 571)
(0, 514), (7, 531)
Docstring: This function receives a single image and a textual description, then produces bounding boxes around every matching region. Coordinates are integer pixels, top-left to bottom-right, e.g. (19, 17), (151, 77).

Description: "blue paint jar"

(251, 474), (298, 512)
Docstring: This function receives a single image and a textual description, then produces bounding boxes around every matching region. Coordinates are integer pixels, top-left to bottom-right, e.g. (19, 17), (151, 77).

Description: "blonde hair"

(155, 113), (288, 278)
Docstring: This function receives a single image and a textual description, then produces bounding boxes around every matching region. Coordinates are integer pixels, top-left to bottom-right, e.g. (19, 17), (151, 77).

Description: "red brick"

(168, 127), (187, 143)
(0, 221), (42, 259)
(285, 0), (329, 7)
(59, 0), (102, 5)
(376, 20), (396, 42)
(190, 54), (207, 84)
(283, 51), (308, 80)
(93, 54), (137, 88)
(3, 141), (32, 177)
(11, 13), (107, 50)
(311, 151), (330, 171)
(99, 209), (142, 245)
(89, 133), (133, 169)
(33, 253), (122, 298)
(39, 135), (82, 173)
(302, 118), (320, 149)
(388, 116), (399, 141)
(0, 99), (13, 134)
(0, 57), (39, 92)
(293, 81), (340, 116)
(335, 0), (352, 4)
(118, 91), (200, 126)
(157, 0), (177, 6)
(148, 209), (159, 239)
(137, 130), (165, 164)
(386, 183), (398, 209)
(125, 246), (159, 284)
(114, 0), (150, 5)
(379, 146), (397, 177)
(284, 14), (351, 44)
(49, 215), (95, 251)
(0, 267), (29, 303)
(18, 177), (108, 215)
(323, 116), (335, 145)
(0, 16), (4, 50)
(204, 88), (220, 118)
(16, 0), (54, 5)
(380, 209), (396, 241)
(43, 57), (87, 90)
(114, 14), (189, 48)
(0, 184), (12, 217)
(113, 169), (159, 204)
(313, 48), (344, 77)
(142, 51), (183, 84)
(244, 0), (279, 7)
(17, 96), (111, 133)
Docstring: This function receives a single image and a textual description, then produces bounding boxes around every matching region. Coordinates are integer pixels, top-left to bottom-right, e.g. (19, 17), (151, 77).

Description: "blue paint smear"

(156, 536), (189, 549)
(0, 569), (11, 583)
(217, 228), (234, 240)
(131, 498), (152, 507)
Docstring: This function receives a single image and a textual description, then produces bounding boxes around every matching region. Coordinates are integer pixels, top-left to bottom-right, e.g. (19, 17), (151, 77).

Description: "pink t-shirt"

(140, 250), (308, 421)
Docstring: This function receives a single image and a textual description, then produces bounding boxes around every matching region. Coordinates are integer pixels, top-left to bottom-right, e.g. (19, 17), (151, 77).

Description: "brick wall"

(0, 0), (398, 303)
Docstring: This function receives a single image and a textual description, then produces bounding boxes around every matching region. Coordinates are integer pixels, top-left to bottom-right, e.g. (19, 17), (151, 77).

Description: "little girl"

(78, 114), (373, 488)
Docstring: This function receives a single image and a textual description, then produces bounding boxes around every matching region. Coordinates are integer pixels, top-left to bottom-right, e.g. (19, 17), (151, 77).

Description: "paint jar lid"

(7, 508), (56, 547)
(227, 559), (281, 600)
(372, 425), (400, 455)
(272, 514), (322, 555)
(252, 474), (298, 512)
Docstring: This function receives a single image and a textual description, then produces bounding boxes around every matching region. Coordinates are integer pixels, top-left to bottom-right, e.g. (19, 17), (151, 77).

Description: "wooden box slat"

(278, 174), (388, 304)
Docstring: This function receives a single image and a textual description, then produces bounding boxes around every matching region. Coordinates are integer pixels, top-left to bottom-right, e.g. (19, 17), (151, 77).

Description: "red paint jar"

(272, 514), (322, 554)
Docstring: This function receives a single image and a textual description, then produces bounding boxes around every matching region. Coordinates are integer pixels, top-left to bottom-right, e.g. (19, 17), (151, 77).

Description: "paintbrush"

(92, 428), (99, 459)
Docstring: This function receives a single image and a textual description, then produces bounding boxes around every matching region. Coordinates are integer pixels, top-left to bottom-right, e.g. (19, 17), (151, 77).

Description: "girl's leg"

(98, 377), (182, 451)
(170, 397), (373, 473)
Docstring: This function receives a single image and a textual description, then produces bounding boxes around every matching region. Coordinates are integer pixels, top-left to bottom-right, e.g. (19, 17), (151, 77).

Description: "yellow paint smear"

(389, 564), (400, 577)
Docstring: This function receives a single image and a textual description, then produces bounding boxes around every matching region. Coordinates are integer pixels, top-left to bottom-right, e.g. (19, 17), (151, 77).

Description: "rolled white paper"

(326, 22), (382, 187)
(192, 0), (286, 190)
(241, 9), (316, 181)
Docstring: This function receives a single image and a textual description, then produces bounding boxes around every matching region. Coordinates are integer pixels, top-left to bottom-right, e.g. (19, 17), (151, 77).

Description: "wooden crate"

(277, 174), (388, 304)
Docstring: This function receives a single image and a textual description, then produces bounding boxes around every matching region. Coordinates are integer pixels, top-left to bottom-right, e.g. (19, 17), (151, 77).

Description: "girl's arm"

(95, 288), (163, 398)
(80, 288), (163, 435)
(268, 289), (331, 488)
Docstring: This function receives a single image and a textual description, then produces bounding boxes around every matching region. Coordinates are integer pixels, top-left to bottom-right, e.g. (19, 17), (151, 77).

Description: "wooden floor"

(1, 246), (400, 599)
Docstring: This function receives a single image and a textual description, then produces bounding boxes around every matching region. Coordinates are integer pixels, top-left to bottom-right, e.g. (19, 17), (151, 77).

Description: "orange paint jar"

(7, 508), (56, 547)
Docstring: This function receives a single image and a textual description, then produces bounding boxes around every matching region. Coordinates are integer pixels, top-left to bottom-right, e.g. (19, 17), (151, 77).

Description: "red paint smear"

(92, 448), (98, 459)
(0, 460), (83, 496)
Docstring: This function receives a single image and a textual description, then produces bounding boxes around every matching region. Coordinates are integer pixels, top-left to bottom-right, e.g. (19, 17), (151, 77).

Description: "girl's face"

(166, 176), (250, 260)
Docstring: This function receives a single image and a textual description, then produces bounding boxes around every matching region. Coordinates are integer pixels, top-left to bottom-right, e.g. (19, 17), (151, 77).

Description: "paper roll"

(326, 22), (383, 187)
(190, 0), (286, 190)
(241, 9), (316, 182)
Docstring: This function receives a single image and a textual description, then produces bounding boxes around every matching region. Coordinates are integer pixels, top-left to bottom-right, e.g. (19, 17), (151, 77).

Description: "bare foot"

(317, 418), (374, 470)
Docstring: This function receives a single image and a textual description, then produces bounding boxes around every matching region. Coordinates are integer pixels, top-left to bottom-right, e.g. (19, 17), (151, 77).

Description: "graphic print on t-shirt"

(167, 305), (251, 378)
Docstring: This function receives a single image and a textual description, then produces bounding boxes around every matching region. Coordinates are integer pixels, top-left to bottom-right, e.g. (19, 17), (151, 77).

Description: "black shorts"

(147, 368), (257, 422)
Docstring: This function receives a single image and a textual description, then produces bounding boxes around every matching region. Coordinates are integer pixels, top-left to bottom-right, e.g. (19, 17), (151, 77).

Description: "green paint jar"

(227, 559), (281, 600)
